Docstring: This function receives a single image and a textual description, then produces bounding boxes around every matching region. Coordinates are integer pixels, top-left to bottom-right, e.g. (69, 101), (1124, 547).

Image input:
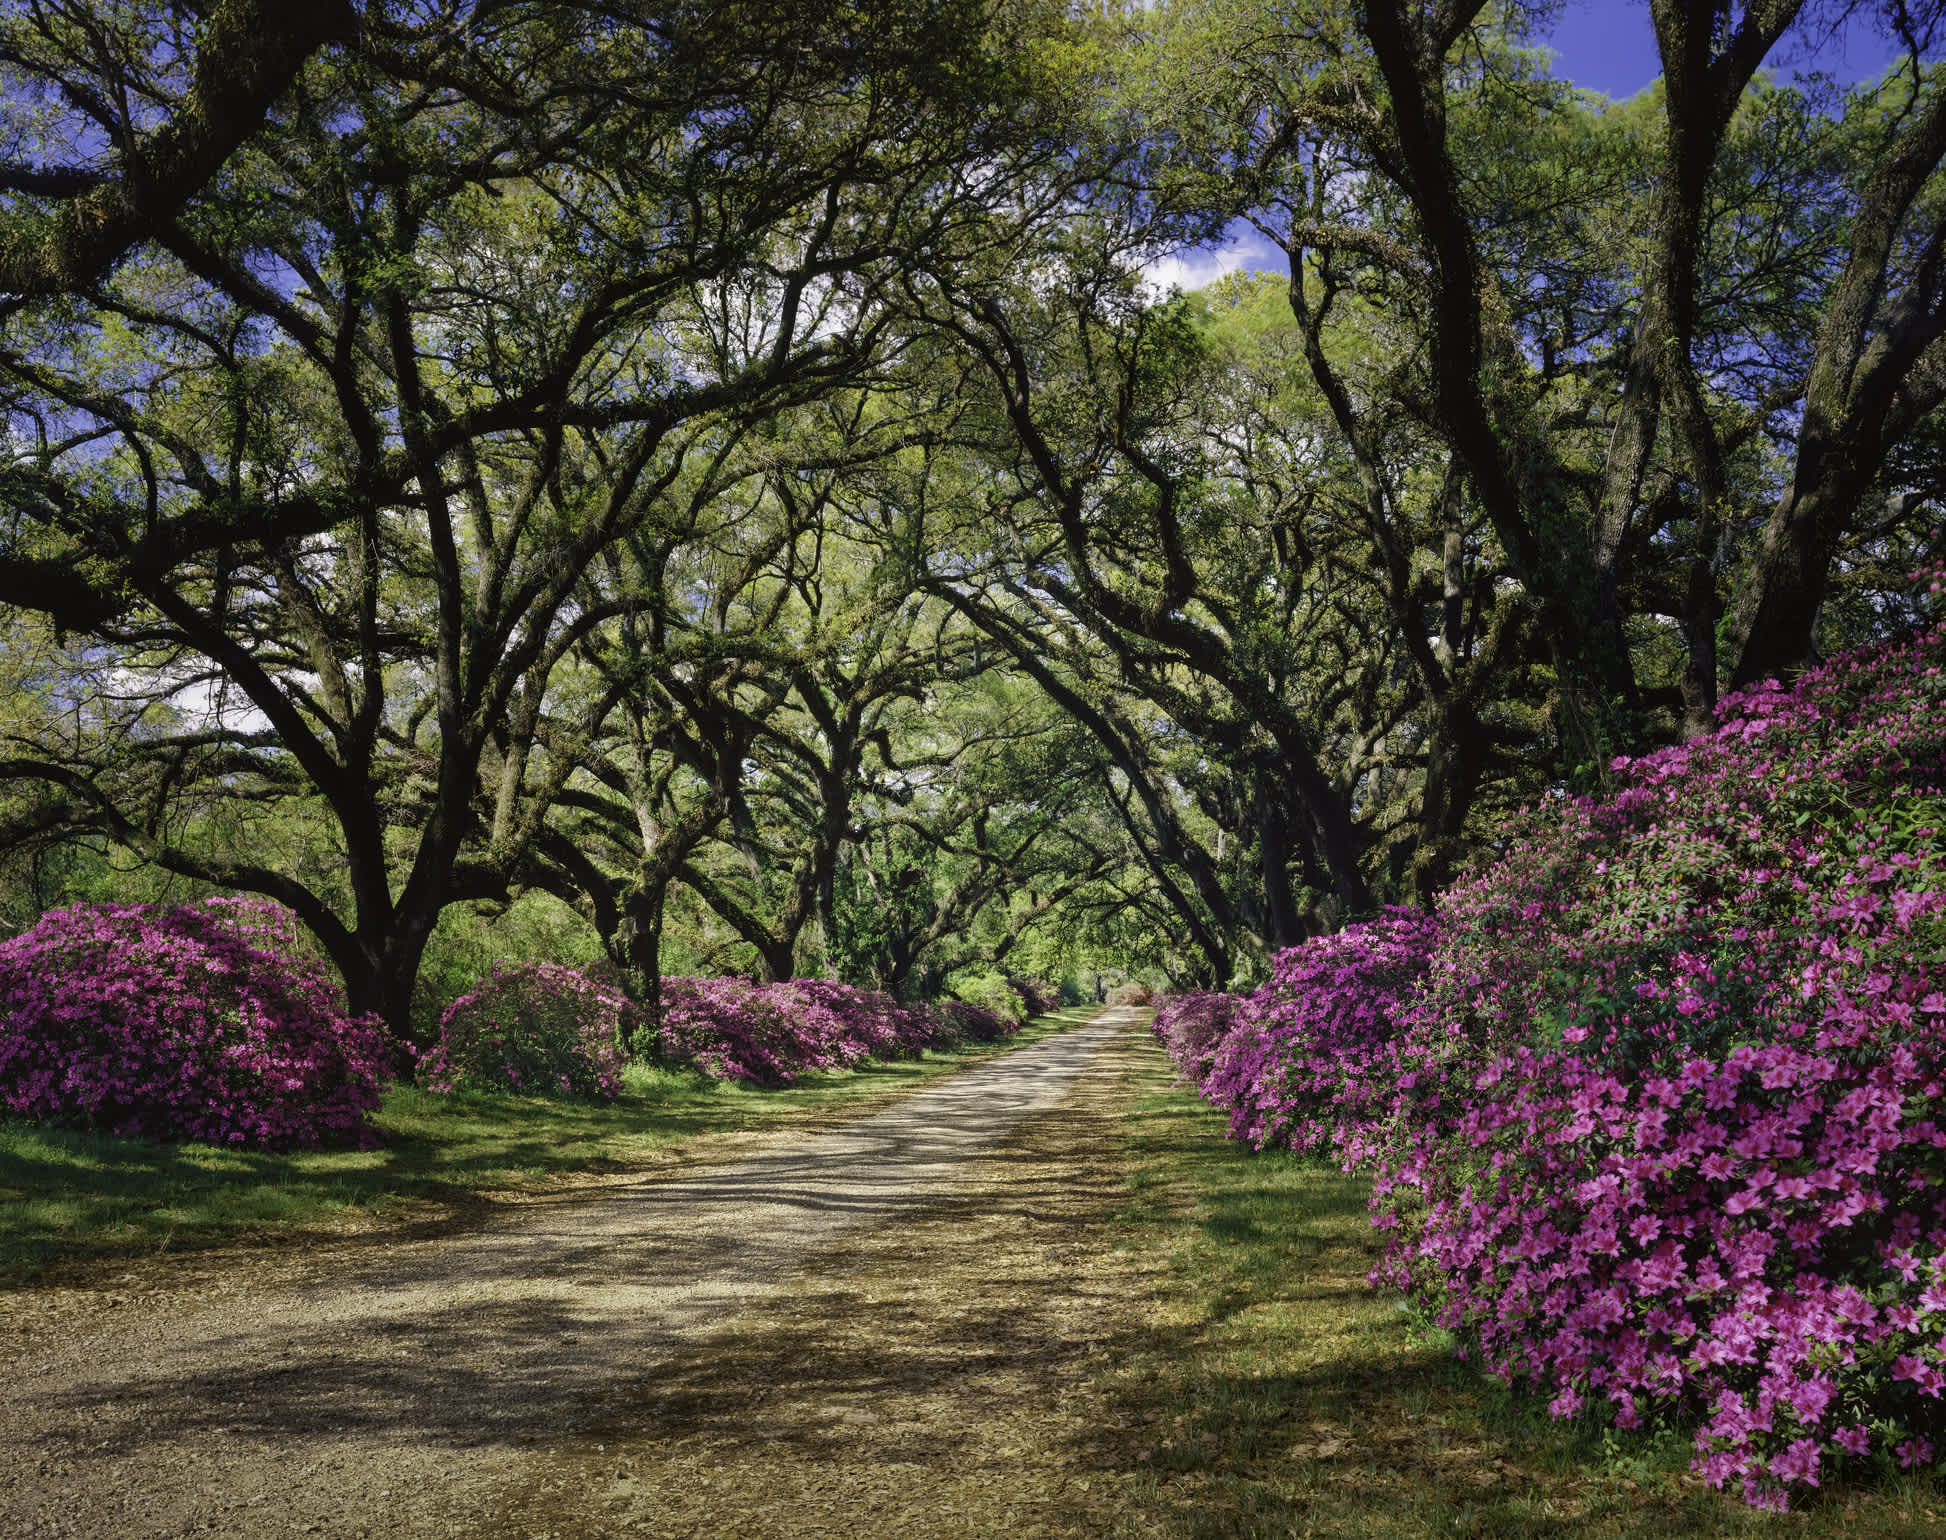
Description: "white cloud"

(1141, 246), (1247, 297)
(1138, 219), (1288, 299)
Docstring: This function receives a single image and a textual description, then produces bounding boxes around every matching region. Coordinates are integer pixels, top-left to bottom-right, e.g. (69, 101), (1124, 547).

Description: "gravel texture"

(0, 1008), (1147, 1538)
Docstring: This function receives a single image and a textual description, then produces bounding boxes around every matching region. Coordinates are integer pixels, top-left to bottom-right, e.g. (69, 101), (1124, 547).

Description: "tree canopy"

(0, 0), (1941, 1026)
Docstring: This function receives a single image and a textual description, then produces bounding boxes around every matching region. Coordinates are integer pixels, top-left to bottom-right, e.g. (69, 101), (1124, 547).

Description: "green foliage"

(944, 968), (1025, 1025)
(828, 861), (936, 993)
(0, 0), (1942, 1056)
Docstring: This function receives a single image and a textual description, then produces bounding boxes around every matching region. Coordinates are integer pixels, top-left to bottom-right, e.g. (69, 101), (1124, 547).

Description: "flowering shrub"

(789, 979), (937, 1060)
(948, 970), (1026, 1026)
(652, 977), (1014, 1084)
(1108, 980), (1154, 1005)
(922, 997), (1016, 1048)
(419, 961), (628, 1101)
(657, 977), (879, 1084)
(1160, 619), (1946, 1509)
(0, 897), (391, 1149)
(1009, 977), (1063, 1017)
(1152, 989), (1247, 1093)
(1153, 910), (1438, 1153)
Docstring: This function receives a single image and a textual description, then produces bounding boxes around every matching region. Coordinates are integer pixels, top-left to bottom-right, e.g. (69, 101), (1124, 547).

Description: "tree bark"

(1731, 77), (1946, 687)
(0, 1), (354, 296)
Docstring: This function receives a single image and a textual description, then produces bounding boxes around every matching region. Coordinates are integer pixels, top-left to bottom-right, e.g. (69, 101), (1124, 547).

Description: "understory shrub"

(1008, 977), (1063, 1017)
(653, 977), (1013, 1084)
(922, 997), (1016, 1048)
(788, 979), (937, 1061)
(948, 969), (1027, 1026)
(419, 961), (628, 1101)
(0, 897), (391, 1148)
(1154, 619), (1946, 1509)
(1152, 989), (1248, 1092)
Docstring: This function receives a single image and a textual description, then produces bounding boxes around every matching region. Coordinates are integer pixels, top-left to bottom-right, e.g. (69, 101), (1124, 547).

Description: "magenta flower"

(1154, 621), (1946, 1512)
(420, 961), (629, 1101)
(652, 976), (1010, 1086)
(1892, 1355), (1945, 1397)
(0, 898), (392, 1149)
(1769, 1438), (1820, 1487)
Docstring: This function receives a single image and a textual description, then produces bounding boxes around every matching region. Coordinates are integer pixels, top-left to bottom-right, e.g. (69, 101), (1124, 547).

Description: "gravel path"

(0, 1009), (1141, 1539)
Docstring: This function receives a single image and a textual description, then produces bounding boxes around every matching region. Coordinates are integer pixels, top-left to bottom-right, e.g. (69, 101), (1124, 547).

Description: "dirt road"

(0, 1008), (1157, 1539)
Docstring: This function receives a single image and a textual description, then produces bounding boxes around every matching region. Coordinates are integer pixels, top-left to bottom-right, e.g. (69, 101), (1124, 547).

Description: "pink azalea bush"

(1008, 977), (1063, 1017)
(419, 961), (628, 1101)
(1154, 619), (1946, 1509)
(1155, 910), (1438, 1152)
(1152, 988), (1248, 1088)
(923, 996), (1018, 1048)
(789, 979), (938, 1060)
(0, 897), (392, 1149)
(653, 977), (1013, 1085)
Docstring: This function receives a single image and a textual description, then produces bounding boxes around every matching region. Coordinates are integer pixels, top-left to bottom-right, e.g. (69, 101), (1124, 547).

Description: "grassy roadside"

(1106, 1022), (1946, 1539)
(0, 1005), (1099, 1285)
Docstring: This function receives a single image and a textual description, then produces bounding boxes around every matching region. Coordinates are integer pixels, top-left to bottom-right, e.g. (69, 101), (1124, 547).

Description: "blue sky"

(1148, 2), (1920, 290)
(1549, 0), (1902, 100)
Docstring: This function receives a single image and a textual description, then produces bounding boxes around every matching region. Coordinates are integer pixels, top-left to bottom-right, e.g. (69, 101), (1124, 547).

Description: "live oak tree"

(0, 0), (1064, 1033)
(905, 0), (1946, 961)
(0, 0), (352, 297)
(521, 401), (953, 997)
(1133, 0), (1945, 749)
(1, 0), (1943, 1008)
(528, 393), (1112, 1000)
(1730, 46), (1946, 682)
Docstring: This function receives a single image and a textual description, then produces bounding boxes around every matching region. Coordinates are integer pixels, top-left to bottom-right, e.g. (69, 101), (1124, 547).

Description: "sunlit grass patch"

(0, 1004), (1097, 1284)
(1107, 1028), (1946, 1538)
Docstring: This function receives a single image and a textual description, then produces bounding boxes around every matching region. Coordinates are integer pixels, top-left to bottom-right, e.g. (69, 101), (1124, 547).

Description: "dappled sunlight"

(0, 1009), (1096, 1280)
(0, 1015), (1134, 1537)
(1103, 1033), (1946, 1537)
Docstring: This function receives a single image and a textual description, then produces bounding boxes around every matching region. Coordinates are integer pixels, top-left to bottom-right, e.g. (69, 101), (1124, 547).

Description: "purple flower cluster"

(924, 996), (1022, 1049)
(419, 961), (629, 1101)
(0, 897), (392, 1149)
(653, 977), (1014, 1085)
(1153, 910), (1438, 1152)
(1151, 989), (1248, 1086)
(1154, 620), (1946, 1509)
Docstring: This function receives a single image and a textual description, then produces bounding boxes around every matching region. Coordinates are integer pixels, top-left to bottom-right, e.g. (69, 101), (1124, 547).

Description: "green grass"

(0, 1005), (1099, 1284)
(1106, 1028), (1946, 1538)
